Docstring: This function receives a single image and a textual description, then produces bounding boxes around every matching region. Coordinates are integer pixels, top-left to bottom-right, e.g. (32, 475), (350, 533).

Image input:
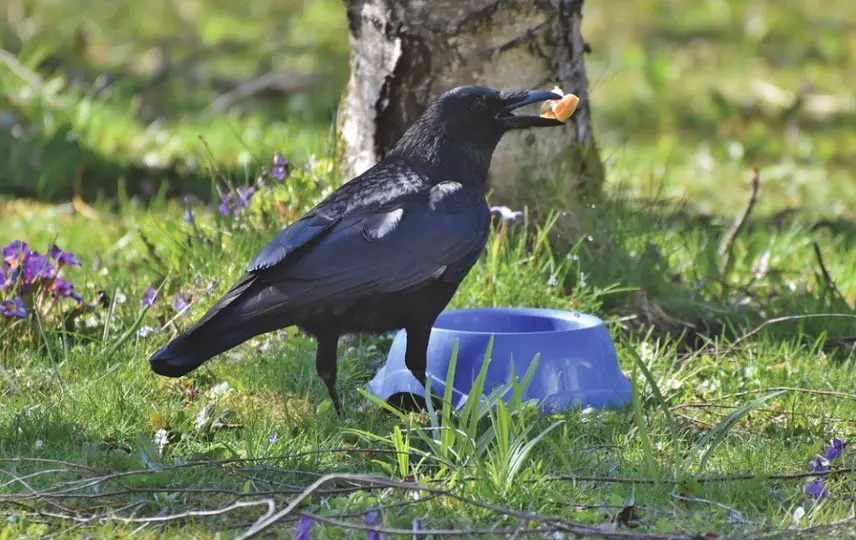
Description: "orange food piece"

(540, 87), (580, 123)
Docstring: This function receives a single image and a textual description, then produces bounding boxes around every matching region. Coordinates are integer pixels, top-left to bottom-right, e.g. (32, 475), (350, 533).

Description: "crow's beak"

(495, 90), (567, 130)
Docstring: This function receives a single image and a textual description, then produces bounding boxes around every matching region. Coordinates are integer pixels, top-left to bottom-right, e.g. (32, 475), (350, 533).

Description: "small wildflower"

(547, 275), (559, 287)
(34, 440), (44, 450)
(154, 428), (169, 456)
(237, 186), (256, 208)
(137, 326), (159, 337)
(218, 190), (236, 216)
(364, 511), (383, 540)
(50, 277), (75, 299)
(805, 479), (827, 498)
(1, 297), (27, 318)
(48, 244), (82, 267)
(490, 205), (523, 222)
(294, 514), (314, 540)
(268, 433), (279, 444)
(141, 286), (158, 309)
(805, 436), (846, 499)
(824, 437), (845, 461)
(114, 290), (127, 304)
(578, 271), (587, 287)
(272, 153), (290, 182)
(2, 240), (29, 268)
(172, 292), (191, 315)
(22, 254), (56, 283)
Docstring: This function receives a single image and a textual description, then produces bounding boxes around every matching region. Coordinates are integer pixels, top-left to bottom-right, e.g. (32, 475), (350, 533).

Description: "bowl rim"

(430, 307), (605, 336)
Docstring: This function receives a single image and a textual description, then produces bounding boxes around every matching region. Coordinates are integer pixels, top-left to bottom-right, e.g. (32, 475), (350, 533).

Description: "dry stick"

(237, 473), (694, 540)
(812, 241), (847, 304)
(13, 499), (275, 526)
(720, 313), (856, 356)
(718, 167), (761, 259)
(712, 386), (856, 402)
(547, 465), (855, 485)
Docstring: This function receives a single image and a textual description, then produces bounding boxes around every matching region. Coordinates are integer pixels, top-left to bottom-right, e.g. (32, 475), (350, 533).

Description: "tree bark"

(337, 0), (604, 208)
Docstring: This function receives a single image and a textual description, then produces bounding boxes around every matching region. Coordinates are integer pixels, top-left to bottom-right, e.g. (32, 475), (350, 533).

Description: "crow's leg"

(401, 324), (445, 411)
(315, 335), (342, 416)
(404, 324), (431, 386)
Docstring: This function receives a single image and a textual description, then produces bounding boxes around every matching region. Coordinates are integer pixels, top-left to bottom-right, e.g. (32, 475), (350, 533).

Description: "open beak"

(495, 90), (567, 130)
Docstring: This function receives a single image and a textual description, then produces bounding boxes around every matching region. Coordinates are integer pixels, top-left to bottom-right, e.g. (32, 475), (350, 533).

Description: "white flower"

(490, 206), (523, 222)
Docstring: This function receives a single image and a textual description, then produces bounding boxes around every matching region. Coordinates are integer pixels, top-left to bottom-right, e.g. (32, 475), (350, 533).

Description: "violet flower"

(141, 286), (158, 309)
(21, 254), (56, 283)
(824, 438), (845, 461)
(2, 240), (30, 268)
(48, 245), (82, 267)
(364, 511), (384, 540)
(272, 153), (290, 182)
(294, 514), (314, 540)
(171, 292), (190, 315)
(1, 297), (27, 318)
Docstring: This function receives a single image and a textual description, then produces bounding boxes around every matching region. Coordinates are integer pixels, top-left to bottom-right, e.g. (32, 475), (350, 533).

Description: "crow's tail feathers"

(147, 274), (286, 377)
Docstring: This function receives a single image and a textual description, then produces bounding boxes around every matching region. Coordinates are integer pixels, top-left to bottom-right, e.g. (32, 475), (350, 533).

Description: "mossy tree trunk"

(337, 0), (604, 208)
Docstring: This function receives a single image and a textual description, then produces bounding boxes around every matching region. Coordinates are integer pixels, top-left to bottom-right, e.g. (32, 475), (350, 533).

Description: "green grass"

(2, 0), (856, 537)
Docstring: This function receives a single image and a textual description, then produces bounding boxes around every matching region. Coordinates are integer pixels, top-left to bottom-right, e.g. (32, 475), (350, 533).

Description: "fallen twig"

(237, 473), (694, 539)
(721, 313), (856, 356)
(718, 167), (761, 260)
(812, 241), (848, 305)
(547, 465), (855, 485)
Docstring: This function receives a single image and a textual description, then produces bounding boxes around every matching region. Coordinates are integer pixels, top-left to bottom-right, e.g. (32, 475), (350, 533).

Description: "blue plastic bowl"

(366, 307), (631, 413)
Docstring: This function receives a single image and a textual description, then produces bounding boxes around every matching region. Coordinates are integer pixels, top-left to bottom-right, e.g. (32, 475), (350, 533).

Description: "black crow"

(148, 85), (567, 414)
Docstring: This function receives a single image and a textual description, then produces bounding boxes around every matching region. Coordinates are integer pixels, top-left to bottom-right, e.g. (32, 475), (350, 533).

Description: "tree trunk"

(337, 0), (604, 209)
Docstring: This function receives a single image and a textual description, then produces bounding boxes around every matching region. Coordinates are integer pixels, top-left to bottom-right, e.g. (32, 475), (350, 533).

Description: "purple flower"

(490, 206), (523, 222)
(272, 153), (290, 182)
(805, 478), (827, 498)
(268, 433), (279, 444)
(238, 186), (256, 207)
(218, 186), (256, 217)
(48, 244), (82, 267)
(22, 254), (56, 283)
(171, 292), (190, 314)
(2, 240), (30, 268)
(0, 267), (9, 290)
(141, 286), (158, 309)
(808, 456), (828, 474)
(1, 297), (27, 318)
(50, 277), (75, 298)
(364, 511), (384, 540)
(824, 438), (845, 461)
(218, 191), (235, 216)
(294, 514), (313, 540)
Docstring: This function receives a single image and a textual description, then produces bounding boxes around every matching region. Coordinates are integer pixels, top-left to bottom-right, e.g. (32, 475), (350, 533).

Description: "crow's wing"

(241, 182), (490, 318)
(247, 212), (339, 272)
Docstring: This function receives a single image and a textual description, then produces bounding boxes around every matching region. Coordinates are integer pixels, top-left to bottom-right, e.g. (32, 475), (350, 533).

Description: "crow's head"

(426, 85), (566, 139)
(390, 85), (567, 182)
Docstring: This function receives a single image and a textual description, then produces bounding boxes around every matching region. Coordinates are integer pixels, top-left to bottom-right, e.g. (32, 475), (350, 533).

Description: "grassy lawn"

(1, 0), (855, 537)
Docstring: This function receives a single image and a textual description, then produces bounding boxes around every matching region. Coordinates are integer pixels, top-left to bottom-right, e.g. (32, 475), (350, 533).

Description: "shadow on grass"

(562, 196), (856, 361)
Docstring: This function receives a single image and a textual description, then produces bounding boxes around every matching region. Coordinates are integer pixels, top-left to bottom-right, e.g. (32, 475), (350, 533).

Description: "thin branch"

(721, 313), (856, 355)
(718, 167), (761, 258)
(547, 466), (855, 485)
(812, 241), (847, 304)
(238, 473), (694, 539)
